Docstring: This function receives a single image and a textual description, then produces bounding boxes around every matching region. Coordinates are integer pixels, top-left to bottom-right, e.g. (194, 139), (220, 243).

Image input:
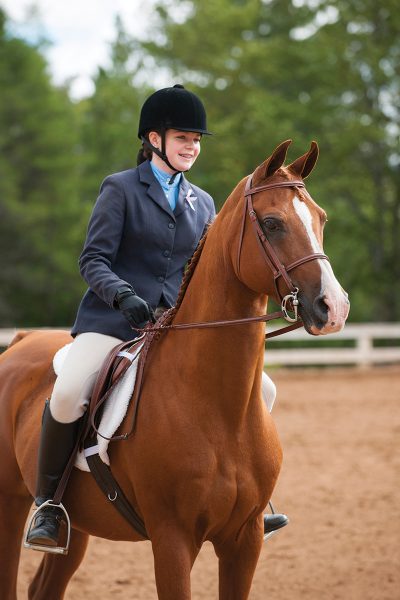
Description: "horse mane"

(176, 227), (210, 309)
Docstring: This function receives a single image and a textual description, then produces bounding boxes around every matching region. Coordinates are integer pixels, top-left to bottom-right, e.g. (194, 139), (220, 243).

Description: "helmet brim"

(167, 126), (213, 136)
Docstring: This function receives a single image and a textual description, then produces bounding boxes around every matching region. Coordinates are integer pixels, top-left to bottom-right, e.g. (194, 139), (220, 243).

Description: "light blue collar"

(150, 161), (182, 211)
(150, 161), (182, 190)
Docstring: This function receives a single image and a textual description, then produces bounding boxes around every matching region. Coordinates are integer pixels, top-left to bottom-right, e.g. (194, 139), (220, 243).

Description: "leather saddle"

(82, 335), (146, 444)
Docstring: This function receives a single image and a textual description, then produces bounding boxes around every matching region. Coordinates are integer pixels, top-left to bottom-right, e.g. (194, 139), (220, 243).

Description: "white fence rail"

(1, 324), (399, 368)
(265, 323), (400, 367)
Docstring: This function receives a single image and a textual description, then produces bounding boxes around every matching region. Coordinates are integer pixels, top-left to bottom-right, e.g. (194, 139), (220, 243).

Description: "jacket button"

(163, 250), (170, 257)
(158, 276), (165, 283)
(168, 222), (175, 229)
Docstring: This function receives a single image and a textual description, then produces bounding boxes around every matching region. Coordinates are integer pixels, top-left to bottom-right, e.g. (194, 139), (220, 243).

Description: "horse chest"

(194, 440), (279, 523)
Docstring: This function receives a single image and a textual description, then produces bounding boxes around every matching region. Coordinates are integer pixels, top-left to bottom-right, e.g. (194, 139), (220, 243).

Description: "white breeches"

(50, 332), (122, 423)
(50, 332), (277, 423)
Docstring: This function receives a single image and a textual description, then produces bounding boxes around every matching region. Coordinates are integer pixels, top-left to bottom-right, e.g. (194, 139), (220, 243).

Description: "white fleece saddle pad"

(53, 342), (143, 472)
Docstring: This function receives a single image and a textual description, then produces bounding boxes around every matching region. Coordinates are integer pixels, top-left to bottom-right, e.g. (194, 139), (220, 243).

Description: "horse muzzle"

(298, 288), (350, 336)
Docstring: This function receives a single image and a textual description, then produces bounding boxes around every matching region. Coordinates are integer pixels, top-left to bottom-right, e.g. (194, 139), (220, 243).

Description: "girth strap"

(84, 439), (149, 539)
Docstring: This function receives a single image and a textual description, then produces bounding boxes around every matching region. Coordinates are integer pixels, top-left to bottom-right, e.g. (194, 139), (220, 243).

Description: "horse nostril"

(313, 294), (329, 321)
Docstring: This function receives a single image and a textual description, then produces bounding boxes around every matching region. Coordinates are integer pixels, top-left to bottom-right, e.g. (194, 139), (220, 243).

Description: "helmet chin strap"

(141, 129), (190, 182)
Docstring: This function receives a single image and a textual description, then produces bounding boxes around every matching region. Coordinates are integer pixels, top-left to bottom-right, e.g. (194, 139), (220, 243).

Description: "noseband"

(237, 174), (329, 322)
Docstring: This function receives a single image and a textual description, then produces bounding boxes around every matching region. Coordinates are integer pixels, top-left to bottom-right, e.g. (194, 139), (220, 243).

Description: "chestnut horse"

(0, 140), (349, 600)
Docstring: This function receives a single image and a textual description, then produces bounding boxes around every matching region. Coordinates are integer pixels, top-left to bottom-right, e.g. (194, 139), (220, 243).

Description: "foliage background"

(0, 1), (399, 326)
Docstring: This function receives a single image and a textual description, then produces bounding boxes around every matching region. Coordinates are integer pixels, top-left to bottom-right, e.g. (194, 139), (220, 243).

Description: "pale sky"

(1, 0), (163, 99)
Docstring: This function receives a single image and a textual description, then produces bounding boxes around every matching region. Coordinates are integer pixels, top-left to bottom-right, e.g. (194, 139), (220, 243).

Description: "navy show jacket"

(71, 160), (215, 341)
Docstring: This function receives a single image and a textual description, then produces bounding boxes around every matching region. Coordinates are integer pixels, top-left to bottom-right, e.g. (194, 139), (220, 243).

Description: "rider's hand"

(114, 286), (155, 329)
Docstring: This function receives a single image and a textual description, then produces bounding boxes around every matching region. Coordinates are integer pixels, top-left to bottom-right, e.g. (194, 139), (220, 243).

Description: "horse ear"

(253, 139), (292, 184)
(288, 141), (319, 179)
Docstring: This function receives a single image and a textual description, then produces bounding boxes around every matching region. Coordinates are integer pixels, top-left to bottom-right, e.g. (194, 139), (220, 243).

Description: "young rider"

(26, 84), (288, 550)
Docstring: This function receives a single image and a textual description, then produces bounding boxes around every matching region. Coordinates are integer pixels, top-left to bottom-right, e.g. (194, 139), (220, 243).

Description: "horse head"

(234, 140), (350, 335)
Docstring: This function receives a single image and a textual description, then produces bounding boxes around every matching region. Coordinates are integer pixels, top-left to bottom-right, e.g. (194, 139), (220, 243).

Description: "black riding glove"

(114, 286), (155, 329)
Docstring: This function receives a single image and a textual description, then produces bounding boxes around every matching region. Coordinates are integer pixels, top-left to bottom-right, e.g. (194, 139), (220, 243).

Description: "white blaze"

(292, 196), (349, 332)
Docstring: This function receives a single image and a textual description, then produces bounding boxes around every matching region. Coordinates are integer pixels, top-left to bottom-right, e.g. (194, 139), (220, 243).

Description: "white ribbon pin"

(185, 188), (197, 211)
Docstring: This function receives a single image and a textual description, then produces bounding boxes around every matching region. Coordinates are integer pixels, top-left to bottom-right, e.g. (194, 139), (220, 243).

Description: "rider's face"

(149, 129), (201, 173)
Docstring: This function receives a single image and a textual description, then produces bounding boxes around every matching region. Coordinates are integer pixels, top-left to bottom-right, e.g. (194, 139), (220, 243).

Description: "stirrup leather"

(24, 500), (71, 555)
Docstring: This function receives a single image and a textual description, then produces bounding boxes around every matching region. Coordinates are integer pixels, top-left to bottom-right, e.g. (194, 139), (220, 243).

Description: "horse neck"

(170, 213), (268, 423)
(176, 235), (266, 323)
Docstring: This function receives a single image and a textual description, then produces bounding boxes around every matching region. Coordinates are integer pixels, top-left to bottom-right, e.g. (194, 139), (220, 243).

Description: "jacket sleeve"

(78, 176), (131, 307)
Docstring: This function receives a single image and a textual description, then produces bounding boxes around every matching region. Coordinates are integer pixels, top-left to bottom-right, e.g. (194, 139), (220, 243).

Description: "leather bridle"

(237, 173), (329, 323)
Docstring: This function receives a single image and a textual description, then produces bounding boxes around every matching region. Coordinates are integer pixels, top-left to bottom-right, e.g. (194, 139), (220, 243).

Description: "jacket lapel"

(138, 161), (176, 220)
(175, 175), (192, 217)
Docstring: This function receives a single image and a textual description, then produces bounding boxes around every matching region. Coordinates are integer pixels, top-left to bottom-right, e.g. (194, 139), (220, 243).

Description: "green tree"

(0, 8), (83, 326)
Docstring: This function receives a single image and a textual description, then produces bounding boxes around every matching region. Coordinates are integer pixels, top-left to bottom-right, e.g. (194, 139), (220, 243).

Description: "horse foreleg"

(215, 516), (264, 600)
(0, 492), (32, 600)
(28, 528), (89, 600)
(151, 527), (199, 600)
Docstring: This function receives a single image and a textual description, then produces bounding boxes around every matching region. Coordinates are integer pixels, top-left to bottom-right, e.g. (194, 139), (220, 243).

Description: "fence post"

(357, 332), (373, 368)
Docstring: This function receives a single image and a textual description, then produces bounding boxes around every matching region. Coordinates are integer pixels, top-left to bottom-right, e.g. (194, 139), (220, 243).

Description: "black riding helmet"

(138, 84), (212, 174)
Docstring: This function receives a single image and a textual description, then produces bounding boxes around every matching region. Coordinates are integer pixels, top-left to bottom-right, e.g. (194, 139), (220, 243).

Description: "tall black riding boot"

(26, 400), (81, 548)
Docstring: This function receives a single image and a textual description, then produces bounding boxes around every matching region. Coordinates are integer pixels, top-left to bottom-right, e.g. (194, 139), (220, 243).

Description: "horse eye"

(263, 218), (282, 232)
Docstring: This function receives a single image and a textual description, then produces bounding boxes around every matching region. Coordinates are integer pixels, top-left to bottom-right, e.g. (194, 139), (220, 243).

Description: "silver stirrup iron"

(281, 287), (299, 323)
(24, 499), (71, 555)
